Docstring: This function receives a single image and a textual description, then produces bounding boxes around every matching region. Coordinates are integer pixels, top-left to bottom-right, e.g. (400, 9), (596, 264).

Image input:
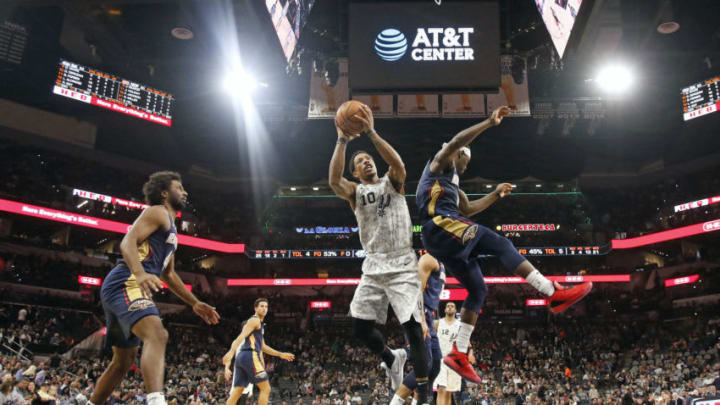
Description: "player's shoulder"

(137, 205), (171, 229)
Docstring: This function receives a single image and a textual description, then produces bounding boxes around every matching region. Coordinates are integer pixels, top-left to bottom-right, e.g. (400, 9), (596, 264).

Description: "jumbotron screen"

(682, 75), (720, 121)
(348, 1), (500, 93)
(534, 0), (583, 59)
(265, 0), (316, 61)
(52, 59), (174, 127)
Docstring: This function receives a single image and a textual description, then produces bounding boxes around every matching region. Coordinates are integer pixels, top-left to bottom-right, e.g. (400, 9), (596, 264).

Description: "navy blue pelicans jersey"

(240, 315), (264, 352)
(118, 211), (178, 276)
(416, 160), (462, 223)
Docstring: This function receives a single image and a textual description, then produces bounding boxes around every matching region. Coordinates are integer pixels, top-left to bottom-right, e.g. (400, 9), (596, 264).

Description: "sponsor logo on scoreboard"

(375, 27), (475, 62)
(683, 102), (719, 121)
(53, 86), (91, 103)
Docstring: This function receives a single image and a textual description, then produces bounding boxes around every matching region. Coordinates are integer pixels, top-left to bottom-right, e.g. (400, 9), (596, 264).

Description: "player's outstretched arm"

(261, 342), (295, 361)
(328, 124), (359, 209)
(458, 183), (512, 217)
(120, 206), (169, 297)
(430, 106), (511, 174)
(161, 256), (219, 325)
(354, 105), (406, 193)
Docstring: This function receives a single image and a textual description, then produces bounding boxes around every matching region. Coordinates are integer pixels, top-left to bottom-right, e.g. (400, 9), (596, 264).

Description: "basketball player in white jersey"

(434, 302), (475, 405)
(328, 105), (432, 405)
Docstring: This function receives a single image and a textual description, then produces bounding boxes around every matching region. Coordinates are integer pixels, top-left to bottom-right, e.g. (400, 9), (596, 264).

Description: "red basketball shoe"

(547, 281), (593, 314)
(443, 343), (482, 383)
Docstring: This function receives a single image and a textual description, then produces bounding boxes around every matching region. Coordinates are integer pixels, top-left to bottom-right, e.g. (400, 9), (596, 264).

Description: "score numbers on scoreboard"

(53, 59), (174, 127)
(682, 75), (720, 121)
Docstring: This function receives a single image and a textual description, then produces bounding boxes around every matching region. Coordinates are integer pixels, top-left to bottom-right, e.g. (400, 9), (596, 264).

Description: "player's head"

(349, 150), (377, 181)
(443, 143), (472, 175)
(444, 302), (457, 317)
(143, 171), (187, 211)
(254, 298), (269, 316)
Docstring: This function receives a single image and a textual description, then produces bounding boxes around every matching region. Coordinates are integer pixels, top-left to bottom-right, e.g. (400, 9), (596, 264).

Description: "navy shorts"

(100, 265), (161, 348)
(233, 350), (269, 388)
(421, 215), (526, 275)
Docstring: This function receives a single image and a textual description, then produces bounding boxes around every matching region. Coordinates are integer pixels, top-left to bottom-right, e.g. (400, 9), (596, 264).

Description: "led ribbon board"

(53, 60), (173, 126)
(0, 198), (244, 253)
(611, 219), (720, 249)
(227, 275), (629, 287)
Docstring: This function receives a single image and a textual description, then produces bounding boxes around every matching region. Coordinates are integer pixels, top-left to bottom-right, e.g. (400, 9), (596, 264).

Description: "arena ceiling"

(2, 0), (720, 186)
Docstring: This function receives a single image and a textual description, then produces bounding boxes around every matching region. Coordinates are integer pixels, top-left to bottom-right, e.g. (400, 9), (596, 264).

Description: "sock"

(147, 392), (166, 405)
(416, 381), (428, 404)
(391, 394), (406, 405)
(456, 322), (474, 353)
(526, 270), (555, 296)
(411, 398), (418, 405)
(381, 347), (395, 367)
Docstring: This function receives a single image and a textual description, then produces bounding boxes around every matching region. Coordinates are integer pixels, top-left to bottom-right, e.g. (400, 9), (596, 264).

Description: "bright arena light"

(222, 69), (265, 97)
(596, 65), (634, 93)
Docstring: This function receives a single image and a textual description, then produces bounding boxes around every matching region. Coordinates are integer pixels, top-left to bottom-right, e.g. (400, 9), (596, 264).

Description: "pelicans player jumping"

(416, 106), (593, 383)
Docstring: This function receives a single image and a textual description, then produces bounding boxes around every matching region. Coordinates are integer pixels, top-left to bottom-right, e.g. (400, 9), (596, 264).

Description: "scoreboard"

(682, 75), (720, 121)
(53, 59), (174, 127)
(249, 245), (609, 259)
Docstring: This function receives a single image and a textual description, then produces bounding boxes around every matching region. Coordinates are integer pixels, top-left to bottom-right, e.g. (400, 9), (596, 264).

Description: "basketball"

(335, 100), (368, 135)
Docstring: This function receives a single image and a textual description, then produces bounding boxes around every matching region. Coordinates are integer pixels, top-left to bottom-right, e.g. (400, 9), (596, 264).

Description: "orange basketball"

(335, 100), (368, 135)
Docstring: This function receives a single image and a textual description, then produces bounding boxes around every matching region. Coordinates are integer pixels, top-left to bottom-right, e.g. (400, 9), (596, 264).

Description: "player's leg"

(256, 380), (271, 405)
(350, 275), (402, 378)
(469, 225), (592, 313)
(440, 259), (485, 383)
(131, 315), (169, 400)
(227, 387), (245, 405)
(386, 268), (429, 404)
(437, 387), (451, 405)
(89, 346), (138, 405)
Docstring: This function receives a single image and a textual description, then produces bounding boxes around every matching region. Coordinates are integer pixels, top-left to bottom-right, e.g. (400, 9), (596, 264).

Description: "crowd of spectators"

(0, 297), (718, 405)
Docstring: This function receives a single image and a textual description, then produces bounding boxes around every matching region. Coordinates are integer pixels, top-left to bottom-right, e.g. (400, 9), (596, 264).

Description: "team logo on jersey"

(377, 194), (392, 217)
(461, 224), (478, 245)
(128, 298), (156, 312)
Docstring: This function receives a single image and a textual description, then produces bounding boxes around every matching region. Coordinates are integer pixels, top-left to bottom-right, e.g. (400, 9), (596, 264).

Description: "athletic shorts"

(350, 251), (422, 324)
(434, 362), (462, 392)
(233, 351), (269, 388)
(100, 265), (160, 348)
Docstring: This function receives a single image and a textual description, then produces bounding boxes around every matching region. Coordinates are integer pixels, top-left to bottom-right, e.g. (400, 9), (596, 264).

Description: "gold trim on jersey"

(124, 274), (145, 302)
(137, 241), (150, 261)
(249, 335), (265, 372)
(432, 215), (470, 240)
(428, 180), (443, 216)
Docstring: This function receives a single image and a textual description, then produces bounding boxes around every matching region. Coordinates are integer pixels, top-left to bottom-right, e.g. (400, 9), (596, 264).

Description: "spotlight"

(312, 187), (319, 191)
(595, 65), (633, 93)
(290, 187), (297, 191)
(222, 68), (266, 97)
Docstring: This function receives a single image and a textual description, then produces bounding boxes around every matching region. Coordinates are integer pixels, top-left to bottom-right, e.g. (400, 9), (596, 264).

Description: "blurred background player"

(223, 321), (254, 405)
(90, 171), (220, 405)
(416, 106), (592, 383)
(389, 253), (445, 405)
(328, 104), (432, 405)
(222, 298), (295, 405)
(434, 302), (474, 405)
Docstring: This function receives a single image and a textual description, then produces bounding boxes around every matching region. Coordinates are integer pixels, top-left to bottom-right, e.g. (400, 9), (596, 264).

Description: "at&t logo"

(375, 27), (475, 62)
(374, 29), (407, 61)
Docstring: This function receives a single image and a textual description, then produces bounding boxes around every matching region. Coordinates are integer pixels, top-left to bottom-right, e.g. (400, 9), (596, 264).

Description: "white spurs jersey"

(354, 175), (413, 257)
(437, 317), (460, 356)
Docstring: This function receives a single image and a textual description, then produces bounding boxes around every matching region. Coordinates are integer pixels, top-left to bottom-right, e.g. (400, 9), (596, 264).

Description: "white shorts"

(433, 363), (461, 392)
(349, 251), (421, 324)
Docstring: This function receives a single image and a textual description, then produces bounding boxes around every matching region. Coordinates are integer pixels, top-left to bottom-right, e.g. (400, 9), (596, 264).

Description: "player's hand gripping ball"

(335, 100), (370, 135)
